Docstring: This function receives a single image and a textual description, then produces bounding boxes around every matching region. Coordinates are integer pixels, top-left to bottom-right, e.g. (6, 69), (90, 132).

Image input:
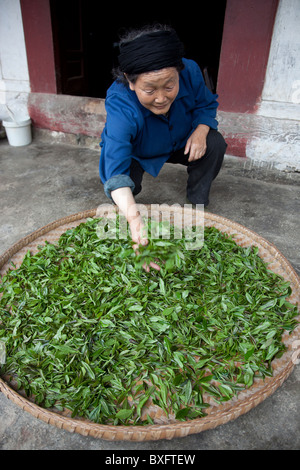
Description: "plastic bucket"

(2, 118), (32, 147)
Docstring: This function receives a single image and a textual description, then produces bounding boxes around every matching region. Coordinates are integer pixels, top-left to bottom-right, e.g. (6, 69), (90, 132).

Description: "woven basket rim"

(0, 206), (299, 441)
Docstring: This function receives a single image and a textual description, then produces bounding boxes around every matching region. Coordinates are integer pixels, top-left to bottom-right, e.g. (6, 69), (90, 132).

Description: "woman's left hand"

(184, 124), (210, 162)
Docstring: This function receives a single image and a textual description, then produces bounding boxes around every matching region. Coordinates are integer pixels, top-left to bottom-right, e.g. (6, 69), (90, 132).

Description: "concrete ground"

(0, 136), (299, 450)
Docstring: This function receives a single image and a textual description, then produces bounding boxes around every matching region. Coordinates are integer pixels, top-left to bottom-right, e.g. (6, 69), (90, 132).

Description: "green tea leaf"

(115, 409), (133, 420)
(0, 216), (298, 426)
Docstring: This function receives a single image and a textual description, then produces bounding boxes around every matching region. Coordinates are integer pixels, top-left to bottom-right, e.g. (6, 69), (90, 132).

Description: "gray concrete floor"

(0, 137), (299, 450)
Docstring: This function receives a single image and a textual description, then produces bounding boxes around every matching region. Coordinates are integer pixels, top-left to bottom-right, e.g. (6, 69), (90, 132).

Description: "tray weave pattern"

(0, 206), (299, 441)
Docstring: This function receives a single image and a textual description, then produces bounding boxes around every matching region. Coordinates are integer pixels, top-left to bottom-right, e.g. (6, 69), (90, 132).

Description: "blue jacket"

(99, 58), (219, 199)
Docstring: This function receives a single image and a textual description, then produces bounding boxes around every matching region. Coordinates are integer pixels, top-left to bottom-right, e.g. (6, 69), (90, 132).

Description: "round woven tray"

(0, 206), (299, 441)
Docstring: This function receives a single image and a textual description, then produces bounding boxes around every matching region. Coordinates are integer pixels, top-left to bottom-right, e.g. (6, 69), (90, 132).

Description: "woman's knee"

(206, 129), (227, 155)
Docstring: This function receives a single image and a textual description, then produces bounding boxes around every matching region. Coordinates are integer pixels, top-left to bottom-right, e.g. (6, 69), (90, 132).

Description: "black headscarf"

(118, 29), (184, 75)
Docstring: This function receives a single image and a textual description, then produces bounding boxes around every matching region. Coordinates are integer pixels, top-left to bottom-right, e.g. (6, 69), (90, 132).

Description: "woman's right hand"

(129, 217), (161, 272)
(111, 186), (160, 272)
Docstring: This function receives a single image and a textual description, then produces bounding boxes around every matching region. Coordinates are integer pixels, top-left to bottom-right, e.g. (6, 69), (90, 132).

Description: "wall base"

(32, 126), (101, 151)
(218, 110), (300, 171)
(27, 93), (300, 172)
(28, 93), (106, 138)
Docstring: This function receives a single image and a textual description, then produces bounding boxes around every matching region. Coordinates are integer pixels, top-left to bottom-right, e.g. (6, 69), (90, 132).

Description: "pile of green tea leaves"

(0, 217), (298, 425)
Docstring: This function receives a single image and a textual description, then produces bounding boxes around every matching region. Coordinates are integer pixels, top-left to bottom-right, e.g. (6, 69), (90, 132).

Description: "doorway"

(50, 1), (227, 98)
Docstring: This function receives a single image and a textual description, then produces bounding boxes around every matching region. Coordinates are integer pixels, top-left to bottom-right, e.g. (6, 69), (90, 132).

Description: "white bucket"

(2, 118), (32, 147)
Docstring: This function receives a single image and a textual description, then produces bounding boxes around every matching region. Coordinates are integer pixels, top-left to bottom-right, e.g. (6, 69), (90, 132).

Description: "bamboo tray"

(0, 206), (299, 441)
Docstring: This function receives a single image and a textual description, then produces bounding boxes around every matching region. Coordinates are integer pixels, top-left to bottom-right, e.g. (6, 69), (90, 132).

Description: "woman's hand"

(129, 216), (160, 272)
(184, 124), (209, 162)
(111, 186), (160, 272)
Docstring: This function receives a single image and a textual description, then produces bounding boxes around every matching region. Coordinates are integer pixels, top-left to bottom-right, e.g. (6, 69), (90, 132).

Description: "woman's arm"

(111, 186), (146, 246)
(111, 186), (160, 271)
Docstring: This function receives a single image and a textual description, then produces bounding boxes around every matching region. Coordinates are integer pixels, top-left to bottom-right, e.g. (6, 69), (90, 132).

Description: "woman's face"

(127, 67), (180, 115)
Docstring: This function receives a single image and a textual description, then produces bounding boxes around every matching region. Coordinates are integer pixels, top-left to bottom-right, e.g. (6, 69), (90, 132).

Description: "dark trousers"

(130, 129), (227, 206)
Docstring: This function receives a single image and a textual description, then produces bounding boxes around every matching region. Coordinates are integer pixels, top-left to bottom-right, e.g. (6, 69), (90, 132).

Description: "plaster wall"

(0, 0), (30, 119)
(245, 0), (300, 170)
(260, 0), (300, 114)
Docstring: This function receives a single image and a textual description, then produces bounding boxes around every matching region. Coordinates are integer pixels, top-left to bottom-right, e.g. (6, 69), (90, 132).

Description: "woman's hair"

(112, 24), (184, 85)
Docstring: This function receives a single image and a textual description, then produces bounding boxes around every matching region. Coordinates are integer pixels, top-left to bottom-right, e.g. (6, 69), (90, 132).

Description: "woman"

(99, 25), (227, 270)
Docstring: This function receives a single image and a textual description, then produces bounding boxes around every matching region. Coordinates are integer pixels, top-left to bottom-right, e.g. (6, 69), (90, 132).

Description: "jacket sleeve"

(185, 59), (219, 130)
(100, 93), (139, 199)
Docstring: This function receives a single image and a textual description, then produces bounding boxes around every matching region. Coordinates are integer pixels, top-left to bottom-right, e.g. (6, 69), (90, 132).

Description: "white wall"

(246, 0), (300, 170)
(0, 0), (30, 120)
(259, 0), (300, 120)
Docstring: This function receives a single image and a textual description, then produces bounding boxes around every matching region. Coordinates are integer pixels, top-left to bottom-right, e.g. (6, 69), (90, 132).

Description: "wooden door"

(50, 0), (88, 96)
